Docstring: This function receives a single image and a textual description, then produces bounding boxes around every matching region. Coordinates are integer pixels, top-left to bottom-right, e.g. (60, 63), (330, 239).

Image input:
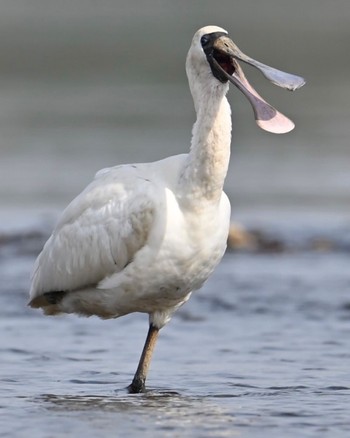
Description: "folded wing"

(29, 164), (157, 306)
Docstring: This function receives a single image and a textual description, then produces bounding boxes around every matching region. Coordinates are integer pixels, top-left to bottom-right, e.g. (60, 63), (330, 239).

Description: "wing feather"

(29, 164), (156, 302)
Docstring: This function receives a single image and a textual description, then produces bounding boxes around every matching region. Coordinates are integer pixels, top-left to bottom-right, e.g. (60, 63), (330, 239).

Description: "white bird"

(29, 25), (305, 393)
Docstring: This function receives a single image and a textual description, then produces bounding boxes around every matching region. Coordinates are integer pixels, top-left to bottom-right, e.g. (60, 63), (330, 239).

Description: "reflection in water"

(36, 391), (238, 437)
(39, 391), (191, 412)
(34, 383), (350, 436)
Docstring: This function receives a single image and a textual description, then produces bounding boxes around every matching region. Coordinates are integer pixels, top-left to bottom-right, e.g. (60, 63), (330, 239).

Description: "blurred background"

(0, 0), (349, 233)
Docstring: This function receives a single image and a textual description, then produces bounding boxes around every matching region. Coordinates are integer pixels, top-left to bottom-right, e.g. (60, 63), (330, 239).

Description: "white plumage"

(29, 25), (304, 392)
(31, 154), (230, 327)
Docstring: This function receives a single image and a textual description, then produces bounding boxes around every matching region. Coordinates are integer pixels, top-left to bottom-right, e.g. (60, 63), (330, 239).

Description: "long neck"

(179, 83), (232, 205)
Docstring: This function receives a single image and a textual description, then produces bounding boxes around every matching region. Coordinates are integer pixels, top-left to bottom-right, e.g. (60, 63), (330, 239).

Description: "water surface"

(1, 225), (350, 437)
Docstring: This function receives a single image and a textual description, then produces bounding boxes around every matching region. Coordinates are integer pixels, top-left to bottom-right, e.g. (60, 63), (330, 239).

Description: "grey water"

(2, 233), (350, 438)
(1, 1), (350, 437)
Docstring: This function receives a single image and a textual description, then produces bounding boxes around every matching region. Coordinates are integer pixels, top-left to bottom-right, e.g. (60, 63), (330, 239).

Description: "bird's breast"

(97, 186), (231, 317)
(152, 189), (231, 292)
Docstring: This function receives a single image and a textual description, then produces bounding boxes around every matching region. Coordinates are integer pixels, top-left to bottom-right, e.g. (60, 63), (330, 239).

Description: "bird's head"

(186, 26), (305, 134)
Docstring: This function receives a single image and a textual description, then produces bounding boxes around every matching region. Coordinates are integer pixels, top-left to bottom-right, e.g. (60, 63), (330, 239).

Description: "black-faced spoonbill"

(29, 25), (305, 393)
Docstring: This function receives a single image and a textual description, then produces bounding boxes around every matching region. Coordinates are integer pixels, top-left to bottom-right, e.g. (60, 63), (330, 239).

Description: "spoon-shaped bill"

(217, 37), (306, 91)
(239, 56), (306, 91)
(230, 62), (295, 133)
(213, 58), (295, 134)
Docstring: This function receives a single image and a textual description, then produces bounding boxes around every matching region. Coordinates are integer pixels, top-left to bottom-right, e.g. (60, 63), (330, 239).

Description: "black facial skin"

(200, 31), (233, 83)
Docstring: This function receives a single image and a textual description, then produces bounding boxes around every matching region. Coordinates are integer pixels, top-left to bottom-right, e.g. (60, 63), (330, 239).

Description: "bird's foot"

(127, 377), (146, 394)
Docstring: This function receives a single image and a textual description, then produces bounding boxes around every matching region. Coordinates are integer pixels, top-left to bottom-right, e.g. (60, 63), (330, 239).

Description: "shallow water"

(1, 223), (350, 437)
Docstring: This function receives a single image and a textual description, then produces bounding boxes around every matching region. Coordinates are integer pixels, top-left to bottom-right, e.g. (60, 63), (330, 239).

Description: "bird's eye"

(200, 35), (210, 47)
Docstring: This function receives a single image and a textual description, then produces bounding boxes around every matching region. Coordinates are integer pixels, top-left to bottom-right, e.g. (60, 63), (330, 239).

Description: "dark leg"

(128, 324), (159, 393)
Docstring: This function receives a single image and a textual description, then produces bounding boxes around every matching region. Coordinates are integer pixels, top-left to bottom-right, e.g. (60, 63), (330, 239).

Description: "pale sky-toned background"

(0, 0), (349, 224)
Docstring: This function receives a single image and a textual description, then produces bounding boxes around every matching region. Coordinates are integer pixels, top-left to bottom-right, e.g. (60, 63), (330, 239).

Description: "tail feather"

(29, 290), (67, 308)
